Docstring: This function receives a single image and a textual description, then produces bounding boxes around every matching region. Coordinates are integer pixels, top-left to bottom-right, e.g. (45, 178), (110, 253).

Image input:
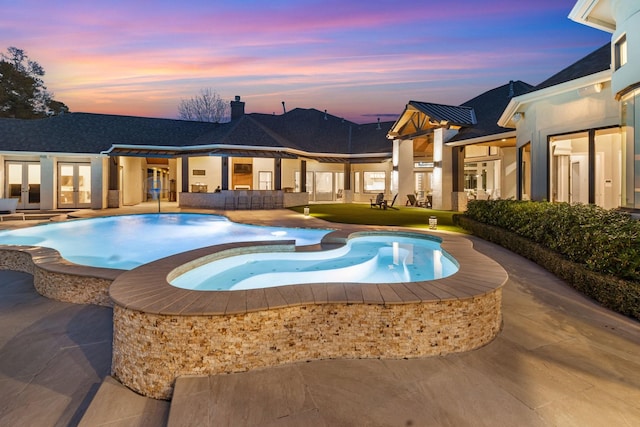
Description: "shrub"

(456, 215), (640, 320)
(464, 200), (640, 283)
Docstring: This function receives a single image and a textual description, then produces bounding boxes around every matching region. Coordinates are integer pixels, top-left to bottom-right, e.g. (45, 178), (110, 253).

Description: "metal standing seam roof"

(407, 101), (477, 126)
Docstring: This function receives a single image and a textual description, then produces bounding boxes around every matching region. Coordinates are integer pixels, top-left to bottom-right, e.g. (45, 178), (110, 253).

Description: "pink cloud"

(1, 0), (608, 123)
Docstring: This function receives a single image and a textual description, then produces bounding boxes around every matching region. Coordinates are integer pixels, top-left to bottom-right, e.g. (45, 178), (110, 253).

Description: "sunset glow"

(2, 0), (609, 122)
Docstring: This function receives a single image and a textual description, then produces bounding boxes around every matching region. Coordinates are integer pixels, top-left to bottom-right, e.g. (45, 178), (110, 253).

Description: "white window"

(615, 35), (627, 70)
(258, 171), (272, 190)
(363, 171), (385, 193)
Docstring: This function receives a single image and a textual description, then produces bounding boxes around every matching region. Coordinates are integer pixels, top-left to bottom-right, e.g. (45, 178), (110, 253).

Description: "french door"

(58, 163), (92, 208)
(5, 162), (41, 209)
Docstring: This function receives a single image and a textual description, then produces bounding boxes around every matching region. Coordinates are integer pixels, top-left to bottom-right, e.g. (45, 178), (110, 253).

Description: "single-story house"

(0, 99), (397, 210)
(2, 0), (638, 214)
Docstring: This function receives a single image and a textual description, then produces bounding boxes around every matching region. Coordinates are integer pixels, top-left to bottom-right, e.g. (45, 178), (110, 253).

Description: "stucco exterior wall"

(188, 157), (220, 192)
(120, 157), (144, 206)
(610, 1), (640, 96)
(502, 147), (517, 199)
(280, 158), (299, 190)
(350, 162), (393, 203)
(516, 80), (619, 201)
(40, 156), (55, 210)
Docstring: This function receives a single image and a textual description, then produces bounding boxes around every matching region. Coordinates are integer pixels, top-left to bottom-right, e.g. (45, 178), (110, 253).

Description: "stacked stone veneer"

(0, 246), (120, 306)
(109, 234), (507, 400)
(113, 291), (502, 400)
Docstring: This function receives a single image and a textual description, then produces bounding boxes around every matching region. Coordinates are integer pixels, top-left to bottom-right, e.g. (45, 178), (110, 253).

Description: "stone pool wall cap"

(109, 232), (507, 316)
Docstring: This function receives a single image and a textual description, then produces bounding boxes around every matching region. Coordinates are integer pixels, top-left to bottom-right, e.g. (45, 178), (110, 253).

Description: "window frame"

(615, 34), (627, 71)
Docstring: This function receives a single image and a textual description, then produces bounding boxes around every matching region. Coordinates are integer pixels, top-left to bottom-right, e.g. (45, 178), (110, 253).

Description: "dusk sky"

(2, 0), (609, 123)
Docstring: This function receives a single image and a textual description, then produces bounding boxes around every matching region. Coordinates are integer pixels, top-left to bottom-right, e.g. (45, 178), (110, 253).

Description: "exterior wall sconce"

(578, 83), (604, 96)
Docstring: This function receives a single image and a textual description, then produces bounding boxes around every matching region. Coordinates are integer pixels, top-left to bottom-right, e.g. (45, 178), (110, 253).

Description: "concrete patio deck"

(1, 204), (639, 426)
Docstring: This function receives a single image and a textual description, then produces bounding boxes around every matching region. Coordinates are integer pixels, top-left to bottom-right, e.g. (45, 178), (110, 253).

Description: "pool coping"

(109, 229), (508, 315)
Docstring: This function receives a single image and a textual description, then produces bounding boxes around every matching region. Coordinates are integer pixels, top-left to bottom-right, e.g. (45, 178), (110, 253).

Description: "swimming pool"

(170, 234), (458, 290)
(0, 214), (331, 269)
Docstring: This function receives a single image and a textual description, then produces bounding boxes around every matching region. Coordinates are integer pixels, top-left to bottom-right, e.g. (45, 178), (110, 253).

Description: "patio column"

(108, 156), (120, 208)
(274, 158), (282, 190)
(221, 157), (229, 190)
(181, 156), (189, 192)
(394, 138), (414, 201)
(343, 162), (352, 202)
(588, 129), (596, 205)
(451, 146), (467, 212)
(432, 128), (456, 210)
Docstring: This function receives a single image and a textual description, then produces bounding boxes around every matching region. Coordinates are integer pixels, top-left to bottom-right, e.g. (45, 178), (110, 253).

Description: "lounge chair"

(370, 193), (386, 209)
(0, 198), (25, 221)
(406, 194), (419, 206)
(386, 194), (399, 210)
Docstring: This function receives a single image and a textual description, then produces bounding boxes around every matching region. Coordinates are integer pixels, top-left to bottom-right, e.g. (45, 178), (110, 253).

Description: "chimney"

(230, 95), (245, 120)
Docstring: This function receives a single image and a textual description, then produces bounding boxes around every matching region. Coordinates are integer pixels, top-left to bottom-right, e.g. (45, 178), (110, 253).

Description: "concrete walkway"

(1, 206), (639, 426)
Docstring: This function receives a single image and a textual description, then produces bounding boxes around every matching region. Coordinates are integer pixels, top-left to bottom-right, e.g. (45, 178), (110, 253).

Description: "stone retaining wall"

(112, 290), (502, 400)
(179, 190), (309, 209)
(0, 246), (121, 307)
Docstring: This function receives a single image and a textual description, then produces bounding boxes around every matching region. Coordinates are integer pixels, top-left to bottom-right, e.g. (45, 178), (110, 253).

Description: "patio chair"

(370, 192), (386, 209)
(406, 194), (418, 206)
(386, 194), (399, 210)
(0, 198), (25, 221)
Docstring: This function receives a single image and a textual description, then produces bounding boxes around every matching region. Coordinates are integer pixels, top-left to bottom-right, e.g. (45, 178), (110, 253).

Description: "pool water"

(171, 234), (459, 291)
(0, 214), (331, 270)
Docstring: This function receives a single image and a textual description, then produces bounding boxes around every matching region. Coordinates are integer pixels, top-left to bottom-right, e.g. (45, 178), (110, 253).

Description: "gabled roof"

(0, 109), (393, 162)
(389, 81), (532, 143)
(250, 108), (393, 155)
(0, 113), (228, 154)
(532, 43), (611, 92)
(407, 101), (476, 127)
(498, 43), (612, 127)
(387, 101), (476, 140)
(449, 80), (533, 142)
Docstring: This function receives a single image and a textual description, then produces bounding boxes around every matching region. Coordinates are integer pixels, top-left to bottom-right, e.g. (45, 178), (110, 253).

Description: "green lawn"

(289, 203), (466, 233)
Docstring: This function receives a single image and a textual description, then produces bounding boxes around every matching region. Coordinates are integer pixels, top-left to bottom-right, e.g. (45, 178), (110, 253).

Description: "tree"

(0, 47), (68, 119)
(178, 88), (230, 123)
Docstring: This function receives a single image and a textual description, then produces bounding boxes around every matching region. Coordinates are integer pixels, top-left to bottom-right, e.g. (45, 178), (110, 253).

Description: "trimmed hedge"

(458, 200), (640, 320)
